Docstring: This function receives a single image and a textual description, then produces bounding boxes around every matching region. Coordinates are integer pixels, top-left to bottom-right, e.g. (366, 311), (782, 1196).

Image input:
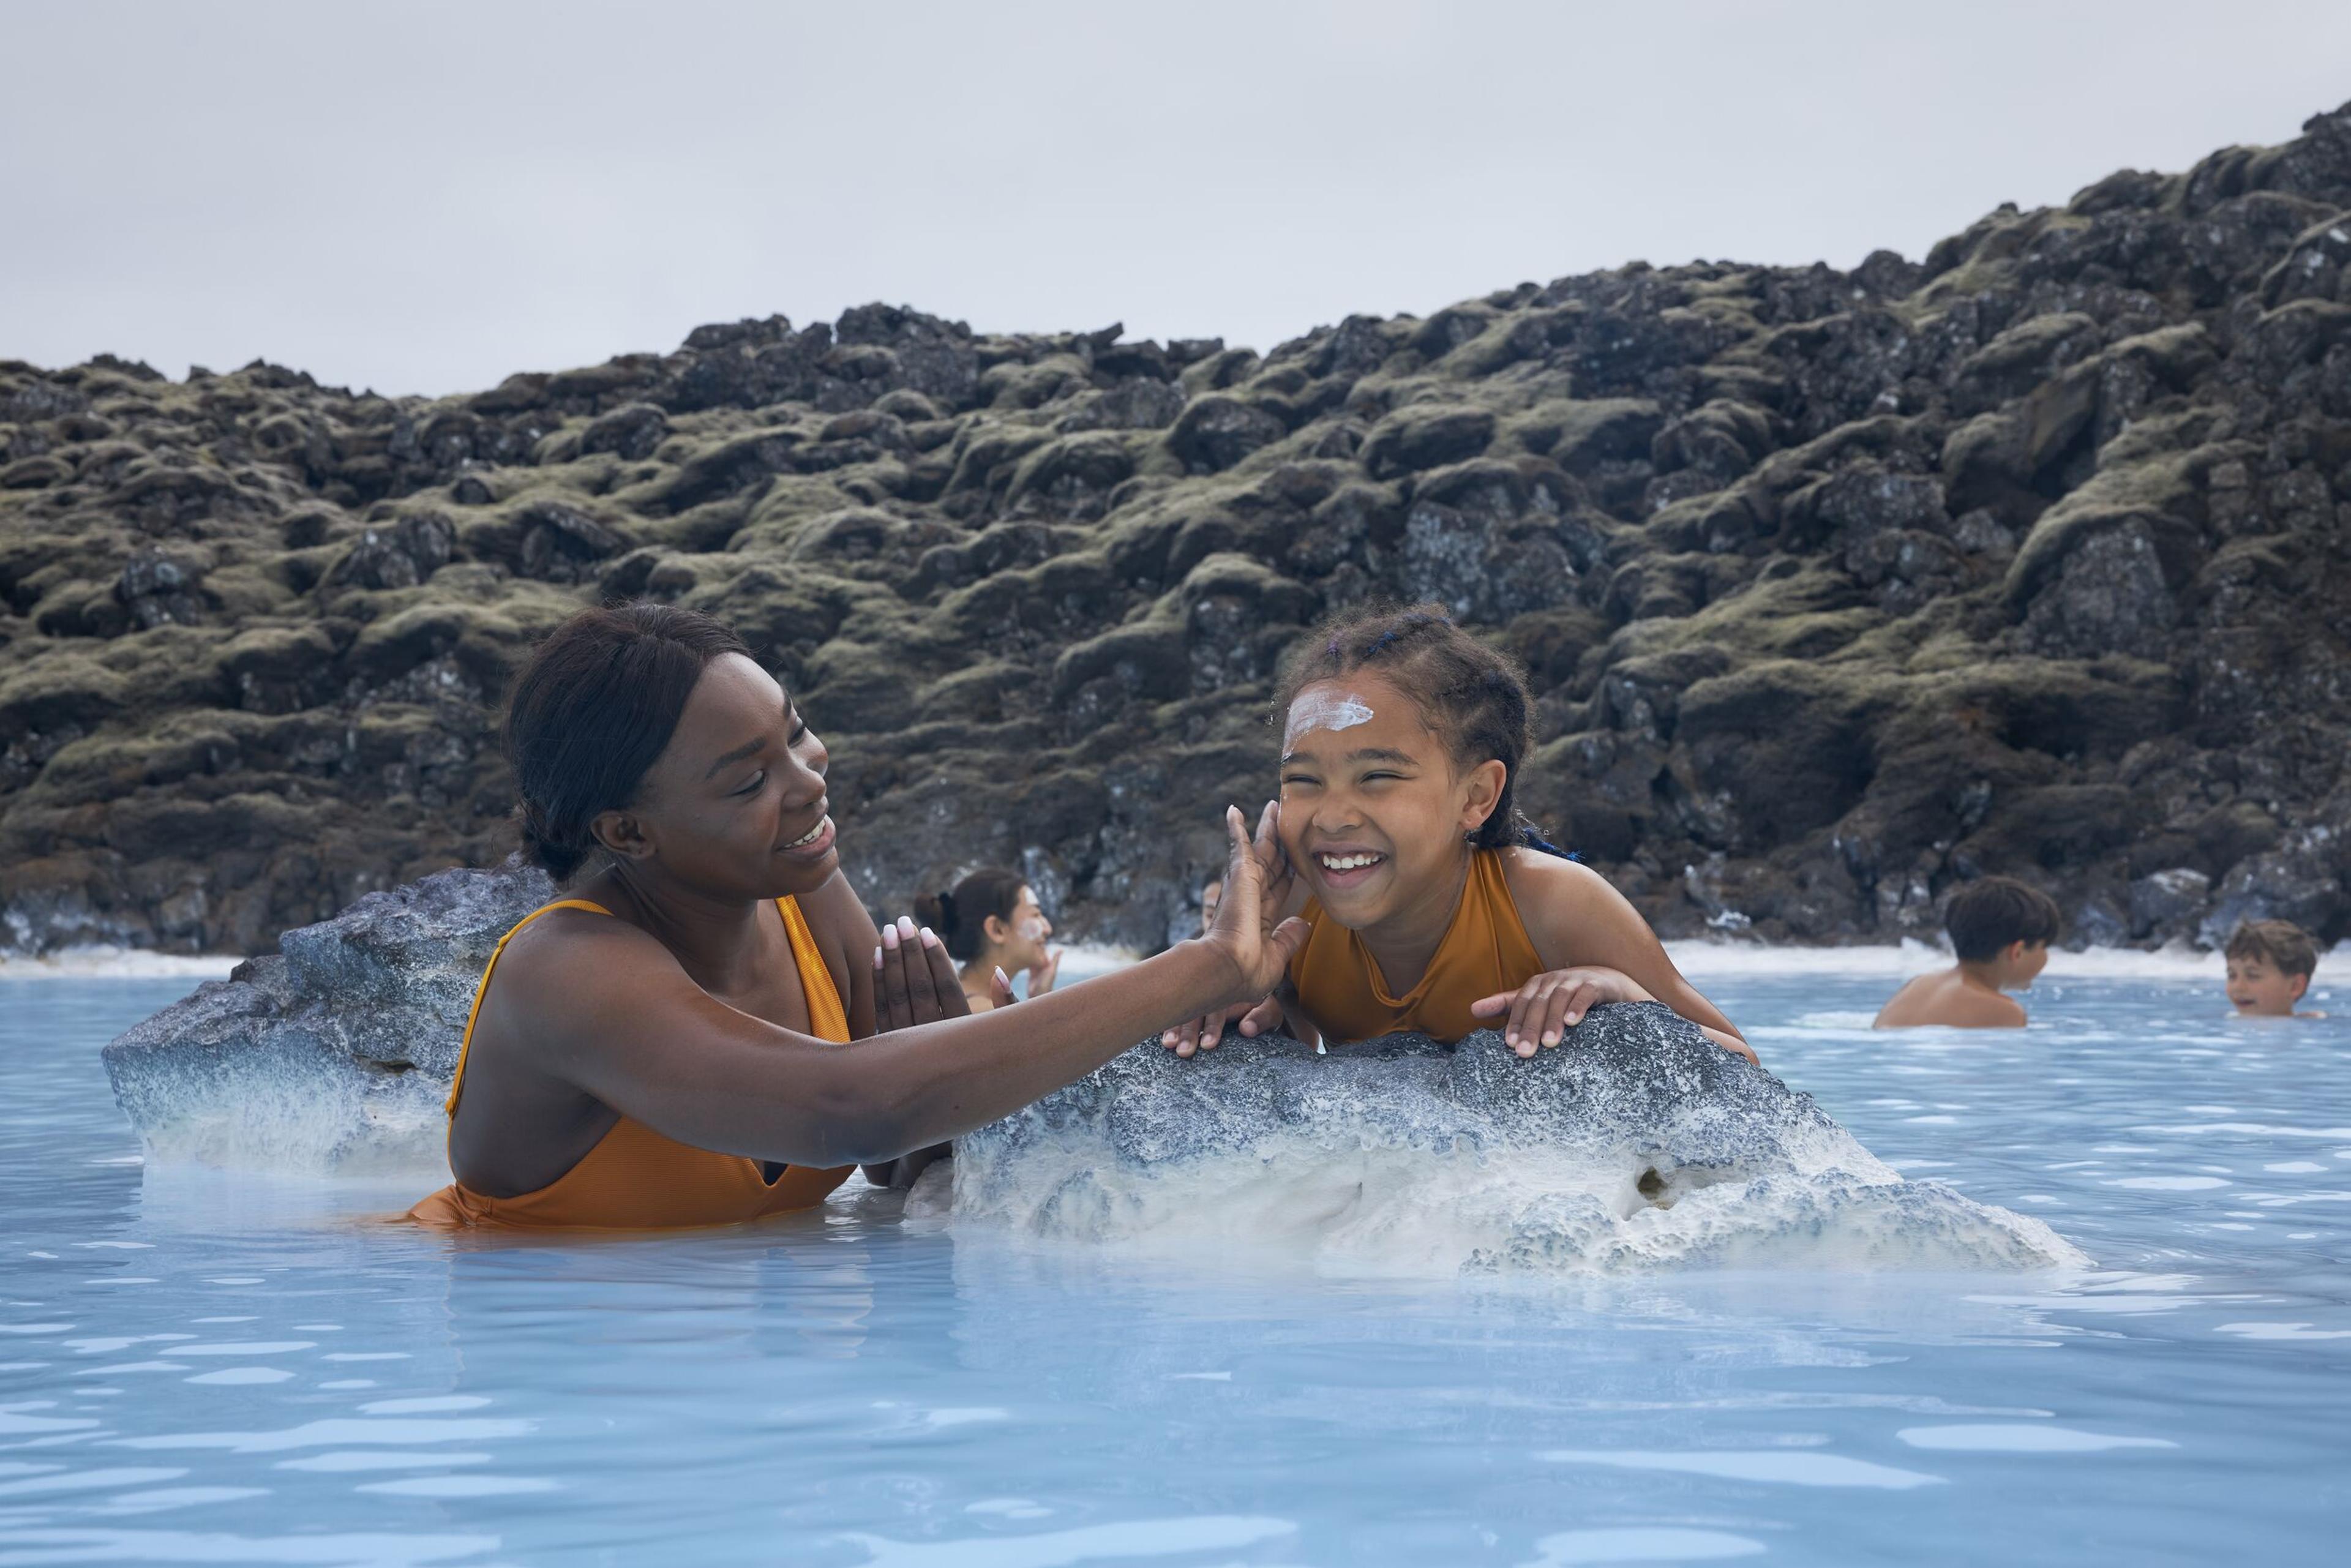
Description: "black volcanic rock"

(100, 861), (553, 1168)
(948, 1005), (2082, 1271)
(10, 105), (2351, 955)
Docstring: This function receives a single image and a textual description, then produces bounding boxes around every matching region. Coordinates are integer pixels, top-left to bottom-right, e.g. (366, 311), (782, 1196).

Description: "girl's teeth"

(1319, 853), (1379, 871)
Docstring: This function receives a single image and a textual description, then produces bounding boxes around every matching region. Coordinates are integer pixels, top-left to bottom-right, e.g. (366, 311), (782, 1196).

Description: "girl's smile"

(1278, 672), (1502, 932)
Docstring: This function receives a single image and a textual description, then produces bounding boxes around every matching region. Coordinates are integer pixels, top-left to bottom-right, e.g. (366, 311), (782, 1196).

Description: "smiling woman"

(406, 602), (1307, 1229)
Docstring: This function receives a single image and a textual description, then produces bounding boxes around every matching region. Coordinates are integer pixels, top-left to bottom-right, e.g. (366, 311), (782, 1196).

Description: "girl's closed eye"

(732, 769), (767, 797)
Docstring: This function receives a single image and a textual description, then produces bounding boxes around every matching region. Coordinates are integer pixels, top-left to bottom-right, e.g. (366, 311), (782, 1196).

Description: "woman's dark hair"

(1943, 876), (2063, 961)
(504, 602), (754, 881)
(1273, 601), (1562, 854)
(912, 868), (1027, 962)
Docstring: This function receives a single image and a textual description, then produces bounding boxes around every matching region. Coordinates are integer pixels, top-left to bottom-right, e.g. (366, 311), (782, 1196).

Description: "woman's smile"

(776, 813), (836, 861)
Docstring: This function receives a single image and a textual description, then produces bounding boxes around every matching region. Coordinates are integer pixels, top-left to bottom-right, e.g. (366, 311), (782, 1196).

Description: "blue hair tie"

(1519, 825), (1580, 861)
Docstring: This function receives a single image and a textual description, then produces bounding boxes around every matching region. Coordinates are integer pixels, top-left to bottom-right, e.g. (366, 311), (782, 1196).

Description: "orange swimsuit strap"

(407, 895), (854, 1230)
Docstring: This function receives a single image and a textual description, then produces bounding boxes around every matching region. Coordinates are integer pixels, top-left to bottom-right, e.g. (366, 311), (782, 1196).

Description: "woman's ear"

(590, 808), (654, 862)
(982, 913), (1011, 950)
(1458, 758), (1509, 834)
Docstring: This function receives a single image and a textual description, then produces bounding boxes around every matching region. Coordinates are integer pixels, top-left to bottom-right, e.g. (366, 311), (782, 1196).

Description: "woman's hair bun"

(915, 868), (1027, 962)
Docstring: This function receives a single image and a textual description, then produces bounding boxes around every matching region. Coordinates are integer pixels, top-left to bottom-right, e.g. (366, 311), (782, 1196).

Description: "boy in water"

(1874, 877), (2060, 1029)
(2225, 919), (2326, 1018)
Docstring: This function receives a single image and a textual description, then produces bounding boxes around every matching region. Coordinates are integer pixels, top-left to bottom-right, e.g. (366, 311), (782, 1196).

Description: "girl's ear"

(1458, 758), (1508, 835)
(590, 808), (653, 862)
(982, 913), (1011, 950)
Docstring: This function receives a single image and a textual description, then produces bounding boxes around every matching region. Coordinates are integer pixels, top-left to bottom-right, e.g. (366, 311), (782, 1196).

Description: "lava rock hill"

(7, 105), (2351, 956)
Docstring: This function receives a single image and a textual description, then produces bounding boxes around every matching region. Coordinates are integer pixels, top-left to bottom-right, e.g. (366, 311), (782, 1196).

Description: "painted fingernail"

(882, 924), (899, 949)
(873, 947), (883, 967)
(898, 915), (917, 937)
(920, 926), (940, 948)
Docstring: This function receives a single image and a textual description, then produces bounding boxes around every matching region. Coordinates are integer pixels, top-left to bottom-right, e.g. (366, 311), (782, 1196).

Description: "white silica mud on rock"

(951, 1002), (2087, 1277)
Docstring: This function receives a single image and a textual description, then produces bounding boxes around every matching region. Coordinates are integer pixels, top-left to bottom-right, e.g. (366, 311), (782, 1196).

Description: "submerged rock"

(953, 1003), (2085, 1275)
(102, 861), (550, 1170)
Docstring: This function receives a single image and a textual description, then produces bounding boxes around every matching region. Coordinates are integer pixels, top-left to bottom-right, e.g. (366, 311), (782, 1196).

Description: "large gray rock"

(102, 861), (553, 1171)
(950, 1002), (2085, 1275)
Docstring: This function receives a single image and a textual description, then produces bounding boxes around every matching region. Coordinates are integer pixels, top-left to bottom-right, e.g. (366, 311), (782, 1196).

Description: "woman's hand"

(1189, 801), (1310, 1026)
(874, 915), (1006, 1031)
(1027, 947), (1063, 998)
(1469, 966), (1654, 1057)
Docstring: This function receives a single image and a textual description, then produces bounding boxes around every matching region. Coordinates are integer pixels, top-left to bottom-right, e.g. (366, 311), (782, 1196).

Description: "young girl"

(913, 868), (1063, 1013)
(1163, 604), (1753, 1063)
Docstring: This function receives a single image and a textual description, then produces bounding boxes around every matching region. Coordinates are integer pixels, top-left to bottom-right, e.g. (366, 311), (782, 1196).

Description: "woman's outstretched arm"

(497, 806), (1307, 1167)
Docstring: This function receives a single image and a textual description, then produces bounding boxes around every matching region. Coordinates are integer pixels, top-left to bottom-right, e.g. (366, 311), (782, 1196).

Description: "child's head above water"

(1944, 876), (2060, 984)
(2224, 918), (2318, 1016)
(1272, 603), (1546, 930)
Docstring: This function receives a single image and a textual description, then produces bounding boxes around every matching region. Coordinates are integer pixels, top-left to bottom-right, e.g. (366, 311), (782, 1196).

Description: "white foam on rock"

(949, 1013), (2088, 1279)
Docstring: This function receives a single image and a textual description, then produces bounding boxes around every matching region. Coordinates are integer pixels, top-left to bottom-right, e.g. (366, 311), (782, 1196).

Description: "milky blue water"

(2, 963), (2347, 1566)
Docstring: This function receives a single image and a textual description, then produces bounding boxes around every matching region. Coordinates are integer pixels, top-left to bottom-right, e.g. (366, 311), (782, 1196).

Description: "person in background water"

(1873, 877), (2059, 1029)
(1164, 602), (1750, 1063)
(913, 868), (1062, 1013)
(2225, 918), (2327, 1018)
(1199, 879), (1223, 936)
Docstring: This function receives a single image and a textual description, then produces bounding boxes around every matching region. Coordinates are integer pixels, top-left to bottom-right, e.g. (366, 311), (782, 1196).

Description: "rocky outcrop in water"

(948, 1003), (2082, 1272)
(11, 106), (2351, 953)
(101, 862), (551, 1169)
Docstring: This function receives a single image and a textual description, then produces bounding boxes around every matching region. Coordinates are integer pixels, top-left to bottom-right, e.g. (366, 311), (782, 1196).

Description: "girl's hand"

(1161, 991), (1319, 1057)
(1194, 801), (1311, 1018)
(1469, 966), (1654, 1057)
(1027, 947), (1063, 997)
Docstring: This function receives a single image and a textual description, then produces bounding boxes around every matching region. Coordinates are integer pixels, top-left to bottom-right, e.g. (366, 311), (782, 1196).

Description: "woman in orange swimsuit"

(409, 603), (1303, 1229)
(1161, 604), (1751, 1064)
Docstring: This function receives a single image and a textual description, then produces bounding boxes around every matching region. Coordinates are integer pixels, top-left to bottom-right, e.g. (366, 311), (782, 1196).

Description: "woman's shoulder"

(490, 896), (668, 995)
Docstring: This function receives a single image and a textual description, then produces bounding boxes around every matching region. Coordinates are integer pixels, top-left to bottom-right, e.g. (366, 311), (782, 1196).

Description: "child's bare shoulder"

(1498, 847), (1638, 948)
(1876, 970), (2025, 1029)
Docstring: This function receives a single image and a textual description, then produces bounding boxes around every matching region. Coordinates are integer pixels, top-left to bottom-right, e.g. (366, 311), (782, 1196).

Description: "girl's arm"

(1495, 850), (1755, 1063)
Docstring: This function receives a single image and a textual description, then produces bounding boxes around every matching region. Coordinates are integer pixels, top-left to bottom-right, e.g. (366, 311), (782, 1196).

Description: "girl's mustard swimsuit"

(1288, 847), (1545, 1045)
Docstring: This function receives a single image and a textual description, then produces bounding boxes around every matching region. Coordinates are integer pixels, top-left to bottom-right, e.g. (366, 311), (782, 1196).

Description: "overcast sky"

(7, 1), (2350, 397)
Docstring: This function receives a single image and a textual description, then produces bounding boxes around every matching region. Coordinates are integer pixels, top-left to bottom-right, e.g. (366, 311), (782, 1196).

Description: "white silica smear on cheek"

(1016, 915), (1048, 943)
(1284, 692), (1374, 751)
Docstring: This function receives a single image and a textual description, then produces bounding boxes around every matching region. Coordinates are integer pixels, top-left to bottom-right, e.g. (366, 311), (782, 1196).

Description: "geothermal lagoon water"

(1, 955), (2345, 1565)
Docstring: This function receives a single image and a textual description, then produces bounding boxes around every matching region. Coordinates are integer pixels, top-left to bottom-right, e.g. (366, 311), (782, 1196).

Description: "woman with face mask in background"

(913, 869), (1062, 1013)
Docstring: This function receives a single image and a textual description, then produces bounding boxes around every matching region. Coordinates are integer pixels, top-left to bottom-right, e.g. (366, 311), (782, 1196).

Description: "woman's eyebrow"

(704, 736), (768, 779)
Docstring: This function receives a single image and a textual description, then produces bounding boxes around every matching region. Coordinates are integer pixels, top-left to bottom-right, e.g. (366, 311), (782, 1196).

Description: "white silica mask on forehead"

(1284, 691), (1374, 750)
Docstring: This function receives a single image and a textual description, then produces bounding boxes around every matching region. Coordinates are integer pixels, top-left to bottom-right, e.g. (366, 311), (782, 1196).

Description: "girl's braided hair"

(1272, 601), (1569, 856)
